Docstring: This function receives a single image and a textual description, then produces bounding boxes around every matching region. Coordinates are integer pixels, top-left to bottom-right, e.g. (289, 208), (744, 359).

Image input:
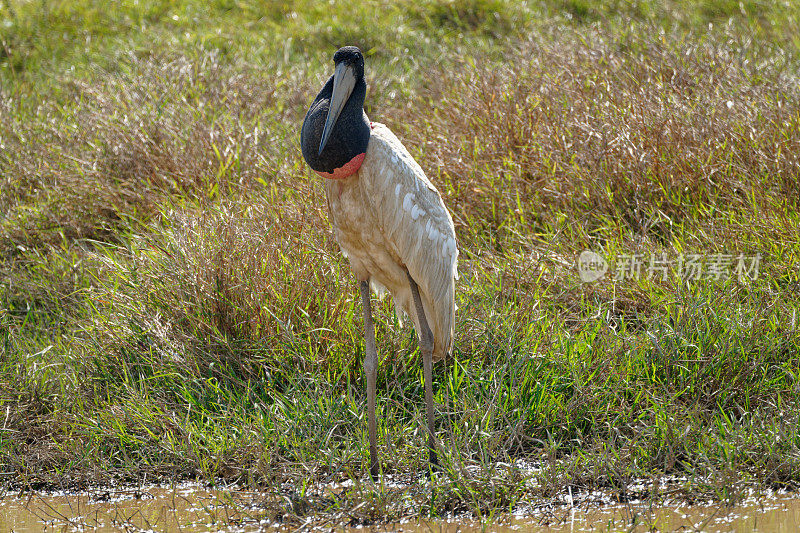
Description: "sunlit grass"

(1, 0), (800, 524)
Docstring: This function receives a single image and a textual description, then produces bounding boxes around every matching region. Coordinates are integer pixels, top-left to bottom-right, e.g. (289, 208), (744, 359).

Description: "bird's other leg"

(359, 280), (379, 480)
(406, 271), (439, 470)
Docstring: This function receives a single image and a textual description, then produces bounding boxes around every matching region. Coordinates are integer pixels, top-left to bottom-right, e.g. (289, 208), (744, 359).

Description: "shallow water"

(1, 483), (799, 532)
(0, 484), (255, 532)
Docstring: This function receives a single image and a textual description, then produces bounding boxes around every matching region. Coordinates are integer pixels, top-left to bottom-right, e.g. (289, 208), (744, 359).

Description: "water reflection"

(1, 483), (799, 532)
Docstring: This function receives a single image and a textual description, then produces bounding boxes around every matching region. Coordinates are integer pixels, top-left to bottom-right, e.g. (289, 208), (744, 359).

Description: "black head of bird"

(301, 46), (371, 179)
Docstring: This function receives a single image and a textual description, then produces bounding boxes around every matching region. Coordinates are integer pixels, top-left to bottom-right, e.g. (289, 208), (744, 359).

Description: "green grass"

(2, 0), (800, 526)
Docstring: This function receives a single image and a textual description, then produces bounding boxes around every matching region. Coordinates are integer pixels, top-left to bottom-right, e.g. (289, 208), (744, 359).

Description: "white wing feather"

(357, 123), (458, 359)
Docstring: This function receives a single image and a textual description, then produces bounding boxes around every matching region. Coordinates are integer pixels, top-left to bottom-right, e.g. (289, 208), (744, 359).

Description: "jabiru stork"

(300, 46), (458, 478)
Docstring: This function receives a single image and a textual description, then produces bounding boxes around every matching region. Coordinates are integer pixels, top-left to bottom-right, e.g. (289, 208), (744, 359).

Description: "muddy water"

(1, 483), (799, 532)
(0, 484), (267, 532)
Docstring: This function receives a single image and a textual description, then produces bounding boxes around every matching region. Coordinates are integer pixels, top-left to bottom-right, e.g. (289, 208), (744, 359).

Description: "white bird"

(300, 46), (458, 478)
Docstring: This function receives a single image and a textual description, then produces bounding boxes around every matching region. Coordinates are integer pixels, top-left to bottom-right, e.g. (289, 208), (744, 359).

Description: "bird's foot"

(425, 449), (442, 478)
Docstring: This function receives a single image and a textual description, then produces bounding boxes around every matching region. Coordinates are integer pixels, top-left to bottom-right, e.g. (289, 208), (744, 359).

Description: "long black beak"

(319, 62), (357, 155)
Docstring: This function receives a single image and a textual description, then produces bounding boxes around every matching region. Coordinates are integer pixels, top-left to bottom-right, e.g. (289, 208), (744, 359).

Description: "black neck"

(301, 75), (371, 173)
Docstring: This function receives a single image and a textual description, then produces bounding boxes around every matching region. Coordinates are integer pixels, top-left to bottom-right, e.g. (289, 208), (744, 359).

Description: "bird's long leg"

(359, 280), (379, 480)
(406, 271), (439, 469)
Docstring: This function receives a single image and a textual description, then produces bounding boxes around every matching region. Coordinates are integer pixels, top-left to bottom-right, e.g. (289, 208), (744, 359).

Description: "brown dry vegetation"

(410, 32), (800, 244)
(2, 0), (800, 524)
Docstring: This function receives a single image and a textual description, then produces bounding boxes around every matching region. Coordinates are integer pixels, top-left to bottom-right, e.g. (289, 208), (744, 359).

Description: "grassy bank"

(2, 0), (800, 524)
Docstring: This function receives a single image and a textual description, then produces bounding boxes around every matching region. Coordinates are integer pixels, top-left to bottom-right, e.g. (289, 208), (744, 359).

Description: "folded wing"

(358, 122), (458, 359)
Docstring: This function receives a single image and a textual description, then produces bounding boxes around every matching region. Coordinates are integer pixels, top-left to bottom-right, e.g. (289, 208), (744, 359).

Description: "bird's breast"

(324, 170), (403, 284)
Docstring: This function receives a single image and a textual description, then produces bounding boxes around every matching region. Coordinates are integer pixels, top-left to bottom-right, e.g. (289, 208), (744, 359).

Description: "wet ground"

(1, 483), (799, 531)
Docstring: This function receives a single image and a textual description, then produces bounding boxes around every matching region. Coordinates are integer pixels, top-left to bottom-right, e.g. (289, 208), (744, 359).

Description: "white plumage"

(324, 122), (458, 360)
(301, 46), (454, 476)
